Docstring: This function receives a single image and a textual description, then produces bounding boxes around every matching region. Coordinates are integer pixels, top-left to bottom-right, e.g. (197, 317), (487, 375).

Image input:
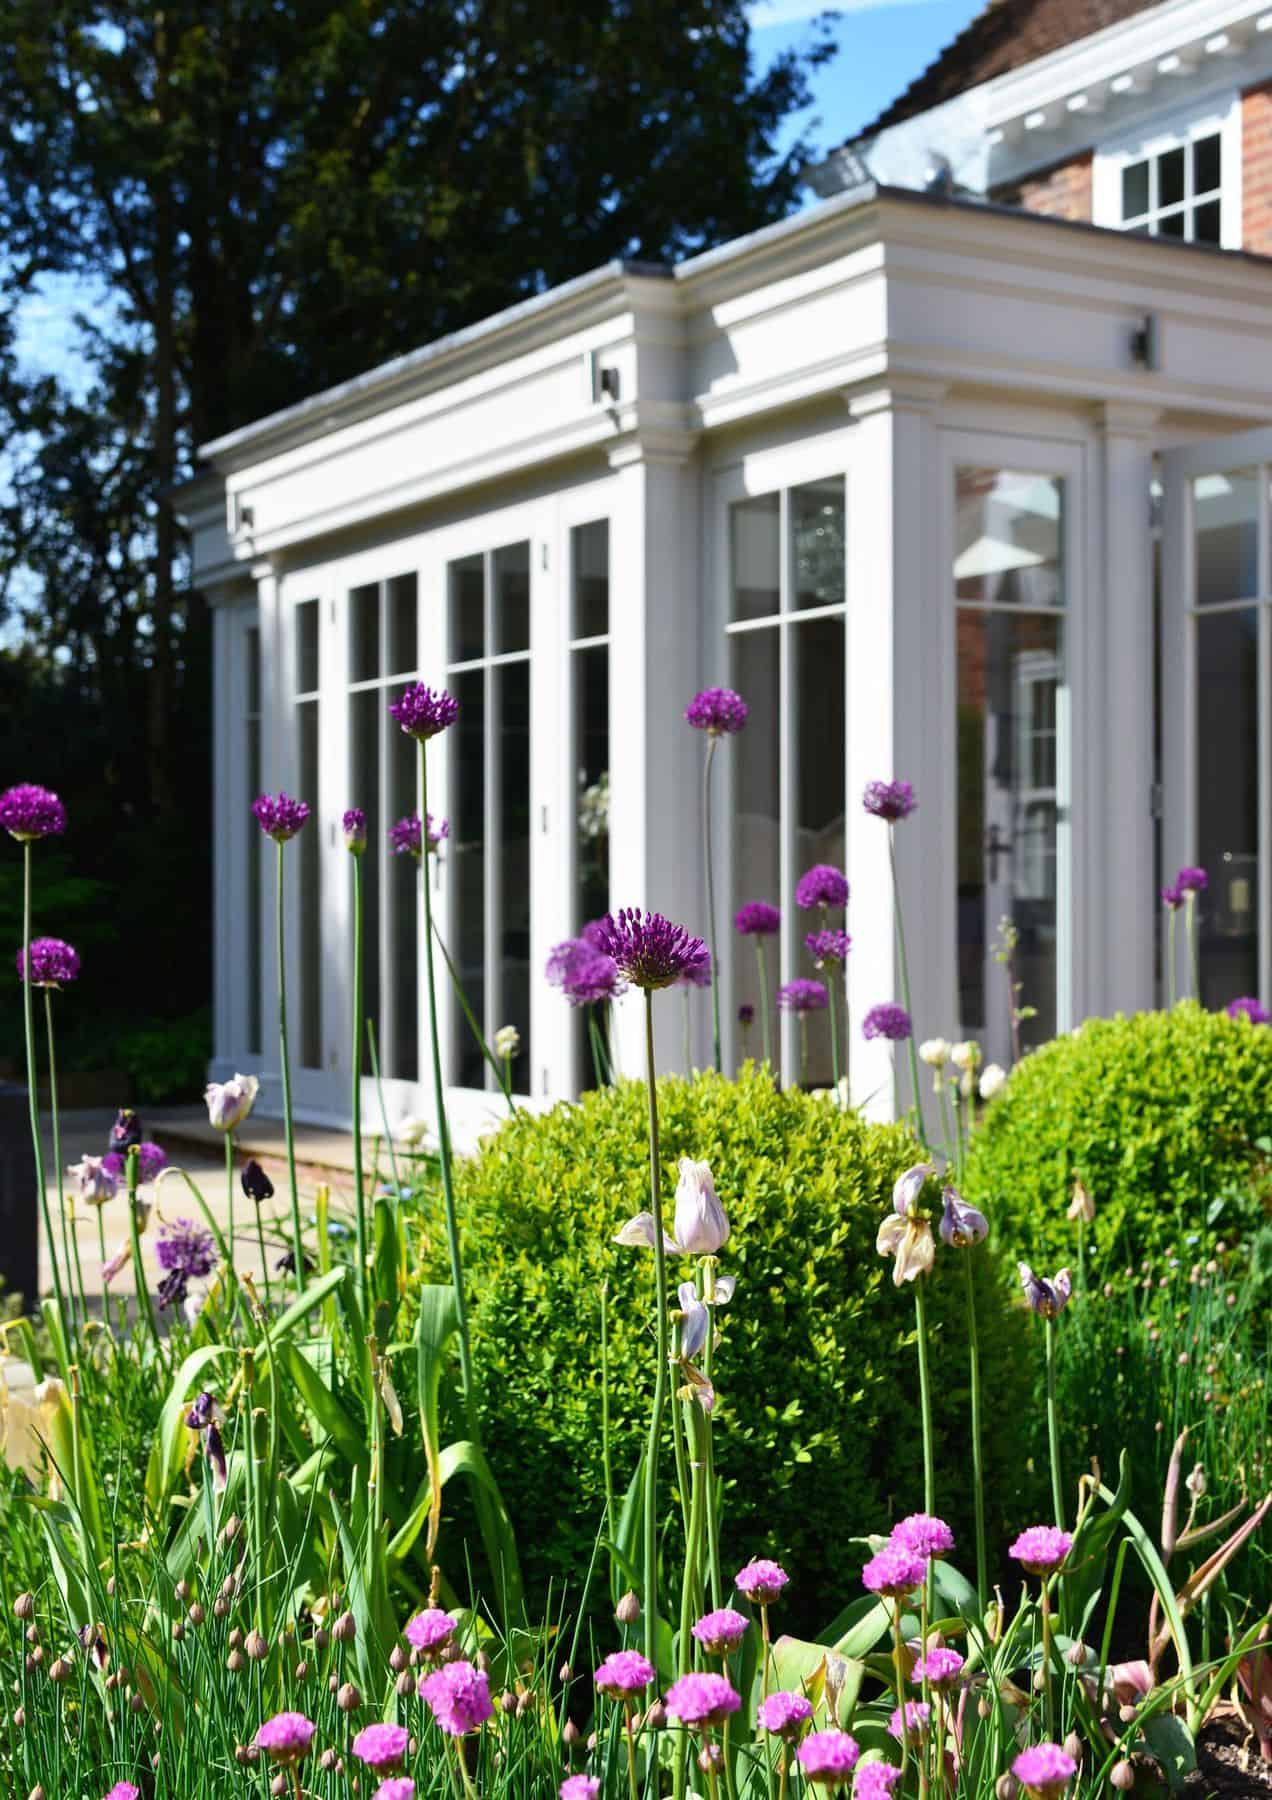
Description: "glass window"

(451, 667), (486, 1090)
(294, 598), (322, 1071)
(1196, 608), (1258, 1008)
(1119, 125), (1225, 242)
(351, 688), (382, 1070)
(955, 469), (1062, 607)
(351, 583), (380, 683)
(388, 700), (419, 1080)
(570, 521), (611, 1090)
(572, 519), (610, 640)
(494, 542), (531, 655)
(296, 599), (320, 695)
(388, 573), (418, 675)
(730, 493), (781, 622)
(450, 555), (485, 663)
(1195, 471), (1259, 604)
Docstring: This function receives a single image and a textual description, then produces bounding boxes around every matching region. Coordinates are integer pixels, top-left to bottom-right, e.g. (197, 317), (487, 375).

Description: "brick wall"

(1244, 80), (1272, 255)
(992, 151), (1093, 223)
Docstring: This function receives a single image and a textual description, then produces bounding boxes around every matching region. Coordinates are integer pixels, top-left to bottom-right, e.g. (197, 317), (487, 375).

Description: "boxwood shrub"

(418, 1066), (1033, 1634)
(963, 1002), (1272, 1271)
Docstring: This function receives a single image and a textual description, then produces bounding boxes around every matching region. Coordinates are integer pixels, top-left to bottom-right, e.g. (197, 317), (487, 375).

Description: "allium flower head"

(16, 937), (80, 986)
(252, 792), (310, 842)
(852, 1767), (900, 1800)
(1161, 881), (1183, 910)
(352, 1722), (410, 1770)
(887, 1701), (930, 1744)
(103, 1142), (167, 1186)
(494, 1024), (521, 1058)
(546, 937), (626, 1006)
(738, 1003), (755, 1027)
(1012, 1743), (1078, 1798)
(665, 1671), (741, 1728)
(678, 947), (713, 988)
(1175, 866), (1208, 895)
(757, 1690), (812, 1737)
(891, 1513), (954, 1559)
(692, 1606), (749, 1655)
(863, 780), (916, 822)
(940, 1188), (988, 1248)
(204, 1072), (259, 1132)
(919, 1038), (950, 1068)
(343, 808), (367, 853)
(403, 1607), (458, 1658)
(806, 929), (851, 967)
(795, 865), (849, 910)
(389, 682), (459, 741)
(777, 978), (827, 1014)
(69, 1155), (118, 1208)
(1228, 995), (1270, 1024)
(154, 1217), (217, 1312)
(796, 1728), (860, 1787)
(1009, 1525), (1073, 1574)
(594, 1650), (655, 1697)
(674, 1158), (729, 1255)
(1018, 1264), (1072, 1318)
(389, 812), (448, 858)
(862, 1004), (911, 1042)
(979, 1062), (1007, 1099)
(0, 783), (66, 841)
(377, 1783), (416, 1800)
(560, 1780), (600, 1800)
(735, 1558), (789, 1604)
(911, 1647), (964, 1689)
(861, 1544), (928, 1597)
(256, 1711), (316, 1765)
(421, 1659), (493, 1735)
(686, 687), (748, 735)
(590, 909), (710, 991)
(735, 901), (780, 937)
(949, 1041), (980, 1071)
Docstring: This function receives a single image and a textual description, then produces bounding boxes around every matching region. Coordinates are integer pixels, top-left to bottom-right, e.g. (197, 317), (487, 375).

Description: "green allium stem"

(701, 1287), (724, 1611)
(224, 1131), (235, 1277)
(826, 968), (842, 1106)
(275, 838), (305, 1292)
(913, 1276), (936, 1517)
(42, 989), (84, 1332)
(755, 938), (773, 1071)
(963, 1252), (989, 1618)
(21, 843), (68, 1341)
(888, 832), (928, 1146)
(125, 1150), (160, 1356)
(703, 734), (723, 1076)
(891, 1601), (911, 1788)
(1167, 907), (1177, 1008)
(1186, 891), (1201, 1003)
(623, 1702), (641, 1800)
(642, 989), (670, 1684)
(682, 983), (692, 1076)
(1045, 1316), (1065, 1530)
(351, 849), (368, 1316)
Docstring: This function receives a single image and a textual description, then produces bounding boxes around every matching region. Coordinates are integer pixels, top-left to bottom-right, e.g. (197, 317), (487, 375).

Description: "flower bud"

(13, 1707), (25, 1728)
(333, 1610), (357, 1643)
(562, 1719), (581, 1747)
(313, 1627), (330, 1650)
(995, 1779), (1018, 1800)
(171, 1621), (185, 1642)
(500, 1690), (517, 1715)
(213, 1597), (230, 1619)
(645, 1700), (667, 1730)
(319, 1749), (339, 1772)
(48, 1658), (71, 1685)
(294, 1661), (308, 1681)
(188, 1604), (205, 1626)
(130, 1691), (145, 1714)
(673, 1158), (729, 1255)
(389, 1645), (408, 1673)
(396, 1670), (417, 1699)
(13, 1594), (34, 1621)
(698, 1744), (723, 1774)
(245, 1629), (268, 1661)
(25, 1625), (40, 1645)
(228, 1627), (244, 1650)
(477, 1649), (491, 1673)
(271, 1776), (288, 1798)
(1063, 1733), (1083, 1763)
(175, 1580), (191, 1602)
(977, 1697), (992, 1719)
(337, 1680), (361, 1712)
(28, 1646), (43, 1667)
(1110, 1762), (1135, 1792)
(227, 1649), (246, 1672)
(1066, 1641), (1087, 1667)
(28, 1787), (45, 1800)
(615, 1590), (641, 1626)
(558, 1660), (573, 1683)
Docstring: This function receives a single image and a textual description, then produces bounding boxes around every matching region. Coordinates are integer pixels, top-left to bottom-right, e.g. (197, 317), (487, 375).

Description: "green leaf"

(437, 1439), (525, 1620)
(414, 1284), (459, 1569)
(145, 1344), (236, 1515)
(1141, 1713), (1196, 1790)
(283, 1342), (367, 1469)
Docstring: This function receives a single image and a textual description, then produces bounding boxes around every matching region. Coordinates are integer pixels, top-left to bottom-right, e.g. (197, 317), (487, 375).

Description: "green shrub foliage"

(420, 1067), (1032, 1633)
(964, 1003), (1272, 1270)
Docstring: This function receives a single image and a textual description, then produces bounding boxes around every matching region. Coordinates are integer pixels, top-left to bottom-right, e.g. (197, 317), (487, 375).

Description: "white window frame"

(1092, 91), (1242, 250)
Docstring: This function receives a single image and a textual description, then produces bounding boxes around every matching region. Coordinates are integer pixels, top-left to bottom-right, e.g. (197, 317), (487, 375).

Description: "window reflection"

(1196, 608), (1258, 1007)
(1195, 471), (1258, 606)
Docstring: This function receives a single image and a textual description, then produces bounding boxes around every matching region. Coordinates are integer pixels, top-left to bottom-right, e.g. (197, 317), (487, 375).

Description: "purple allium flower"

(1176, 866), (1208, 895)
(911, 1647), (964, 1689)
(796, 1728), (860, 1788)
(795, 865), (849, 910)
(102, 1142), (167, 1186)
(685, 687), (748, 735)
(0, 783), (66, 842)
(352, 1722), (410, 1771)
(805, 929), (851, 967)
(777, 978), (828, 1014)
(595, 1650), (655, 1697)
(678, 947), (713, 989)
(1160, 882), (1183, 910)
(852, 1767), (900, 1800)
(389, 682), (459, 741)
(376, 1783), (416, 1800)
(861, 1544), (928, 1597)
(252, 791), (310, 842)
(546, 937), (626, 1006)
(16, 937), (80, 987)
(579, 917), (609, 949)
(343, 808), (367, 854)
(590, 909), (710, 992)
(735, 1558), (789, 1605)
(862, 1004), (912, 1042)
(1009, 1525), (1073, 1574)
(664, 1671), (741, 1729)
(863, 780), (916, 822)
(1012, 1743), (1078, 1798)
(403, 1607), (458, 1659)
(389, 812), (448, 858)
(154, 1217), (217, 1311)
(1227, 995), (1270, 1024)
(757, 1691), (813, 1738)
(735, 901), (781, 937)
(692, 1607), (749, 1655)
(560, 1780), (600, 1800)
(940, 1188), (988, 1248)
(887, 1701), (930, 1744)
(1018, 1264), (1072, 1319)
(104, 1786), (142, 1800)
(738, 1002), (755, 1028)
(256, 1711), (316, 1764)
(891, 1514), (954, 1559)
(241, 1158), (274, 1203)
(420, 1659), (493, 1735)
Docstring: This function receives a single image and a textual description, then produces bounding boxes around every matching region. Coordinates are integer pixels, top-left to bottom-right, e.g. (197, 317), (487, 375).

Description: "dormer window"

(1093, 94), (1242, 250)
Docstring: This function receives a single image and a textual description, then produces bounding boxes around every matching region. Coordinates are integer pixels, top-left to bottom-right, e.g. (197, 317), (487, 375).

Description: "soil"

(1182, 1704), (1272, 1798)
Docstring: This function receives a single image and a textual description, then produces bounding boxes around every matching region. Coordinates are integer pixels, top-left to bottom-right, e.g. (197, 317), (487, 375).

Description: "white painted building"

(180, 0), (1272, 1130)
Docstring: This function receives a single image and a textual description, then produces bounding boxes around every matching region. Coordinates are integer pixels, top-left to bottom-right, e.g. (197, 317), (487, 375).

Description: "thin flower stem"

(42, 989), (84, 1332)
(826, 972), (842, 1105)
(682, 984), (692, 1075)
(275, 839), (305, 1292)
(366, 1019), (404, 1199)
(777, 1745), (789, 1800)
(624, 1702), (641, 1800)
(1040, 1577), (1055, 1740)
(224, 1132), (235, 1273)
(351, 849), (369, 1315)
(1045, 1317), (1065, 1530)
(892, 1602), (911, 1788)
(913, 1277), (936, 1517)
(431, 916), (516, 1113)
(755, 938), (773, 1071)
(21, 844), (68, 1341)
(677, 1405), (707, 1685)
(671, 1319), (693, 1546)
(962, 1252), (989, 1619)
(703, 734), (723, 1075)
(798, 1014), (808, 1087)
(125, 1155), (160, 1357)
(701, 1292), (723, 1610)
(255, 1200), (272, 1309)
(96, 1210), (110, 1334)
(1186, 892), (1201, 1003)
(1167, 907), (1177, 1008)
(642, 989), (671, 1685)
(587, 1008), (607, 1089)
(888, 832), (928, 1146)
(600, 1281), (618, 1594)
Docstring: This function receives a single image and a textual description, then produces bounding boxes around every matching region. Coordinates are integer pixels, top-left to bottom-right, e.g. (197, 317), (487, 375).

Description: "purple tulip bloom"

(589, 909), (710, 992)
(108, 1108), (142, 1154)
(546, 938), (626, 1006)
(0, 783), (66, 842)
(1018, 1263), (1072, 1318)
(1175, 865), (1208, 894)
(685, 687), (748, 735)
(734, 900), (780, 936)
(795, 865), (849, 910)
(939, 1187), (988, 1248)
(805, 929), (850, 967)
(777, 978), (827, 1014)
(16, 937), (80, 987)
(343, 808), (367, 853)
(389, 682), (459, 741)
(862, 1003), (912, 1042)
(185, 1390), (228, 1487)
(252, 792), (310, 842)
(863, 780), (916, 822)
(241, 1159), (274, 1203)
(1227, 995), (1270, 1024)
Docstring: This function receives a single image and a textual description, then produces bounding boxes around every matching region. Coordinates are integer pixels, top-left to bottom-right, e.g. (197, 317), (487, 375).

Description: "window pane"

(1159, 211), (1185, 240)
(731, 493), (781, 622)
(388, 698), (419, 1081)
(732, 625), (781, 1070)
(572, 519), (609, 639)
(450, 555), (485, 663)
(1193, 133), (1221, 196)
(955, 468), (1063, 607)
(956, 609), (1064, 1049)
(497, 659), (532, 1092)
(1193, 200), (1221, 245)
(388, 573), (418, 674)
(1159, 145), (1185, 208)
(351, 689), (382, 1073)
(1195, 470), (1259, 604)
(494, 542), (530, 655)
(298, 700), (322, 1070)
(1196, 608), (1258, 1008)
(451, 668), (486, 1087)
(575, 643), (609, 926)
(792, 478), (845, 611)
(295, 599), (320, 694)
(351, 582), (380, 683)
(246, 630), (262, 1055)
(1121, 159), (1149, 220)
(795, 614), (845, 1086)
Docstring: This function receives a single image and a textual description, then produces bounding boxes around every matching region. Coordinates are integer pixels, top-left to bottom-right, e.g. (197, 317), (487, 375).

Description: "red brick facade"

(993, 151), (1094, 223)
(1244, 80), (1272, 255)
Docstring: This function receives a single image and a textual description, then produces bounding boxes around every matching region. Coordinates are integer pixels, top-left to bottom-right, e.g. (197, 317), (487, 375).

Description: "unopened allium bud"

(227, 1649), (247, 1672)
(587, 1732), (598, 1752)
(1066, 1641), (1087, 1667)
(294, 1662), (308, 1681)
(171, 1620), (185, 1642)
(1110, 1762), (1135, 1791)
(13, 1594), (34, 1621)
(333, 1610), (357, 1643)
(977, 1697), (992, 1719)
(313, 1627), (329, 1650)
(27, 1786), (45, 1800)
(48, 1657), (71, 1684)
(28, 1646), (43, 1667)
(389, 1645), (408, 1673)
(477, 1649), (492, 1673)
(213, 1597), (230, 1619)
(188, 1604), (205, 1626)
(1185, 1465), (1206, 1498)
(328, 1674), (339, 1693)
(130, 1691), (145, 1714)
(559, 1659), (573, 1683)
(616, 1590), (641, 1625)
(245, 1628), (268, 1660)
(698, 1744), (724, 1774)
(500, 1691), (517, 1715)
(516, 1691), (533, 1717)
(229, 1627), (244, 1650)
(562, 1718), (581, 1747)
(320, 1749), (339, 1773)
(175, 1579), (191, 1602)
(646, 1700), (667, 1730)
(24, 1624), (39, 1645)
(1063, 1732), (1083, 1763)
(337, 1681), (361, 1712)
(13, 1707), (25, 1728)
(995, 1778), (1018, 1800)
(396, 1671), (416, 1699)
(271, 1775), (288, 1798)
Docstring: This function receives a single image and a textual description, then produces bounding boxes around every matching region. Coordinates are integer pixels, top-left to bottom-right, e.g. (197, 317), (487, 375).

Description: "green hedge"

(963, 1003), (1272, 1271)
(420, 1066), (1033, 1634)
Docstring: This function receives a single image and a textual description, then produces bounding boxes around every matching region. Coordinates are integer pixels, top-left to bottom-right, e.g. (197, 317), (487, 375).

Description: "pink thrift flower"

(256, 1711), (316, 1765)
(891, 1514), (954, 1559)
(852, 1766), (900, 1800)
(1009, 1526), (1073, 1575)
(403, 1606), (458, 1658)
(1012, 1742), (1078, 1798)
(376, 1782), (416, 1800)
(560, 1780), (601, 1800)
(104, 1788), (142, 1800)
(796, 1728), (860, 1788)
(888, 1701), (931, 1744)
(757, 1691), (813, 1738)
(665, 1672), (741, 1729)
(595, 1650), (654, 1697)
(911, 1647), (964, 1690)
(861, 1544), (928, 1597)
(692, 1606), (749, 1654)
(735, 1558), (789, 1605)
(352, 1721), (410, 1770)
(421, 1659), (492, 1736)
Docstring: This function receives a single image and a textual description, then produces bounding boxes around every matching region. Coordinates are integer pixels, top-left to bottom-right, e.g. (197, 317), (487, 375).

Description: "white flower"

(978, 1062), (1007, 1099)
(204, 1072), (259, 1133)
(673, 1159), (730, 1255)
(950, 1040), (980, 1072)
(876, 1214), (935, 1285)
(918, 1038), (950, 1068)
(613, 1211), (677, 1251)
(68, 1155), (118, 1208)
(494, 1025), (520, 1059)
(395, 1115), (431, 1147)
(892, 1162), (934, 1217)
(1066, 1180), (1095, 1224)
